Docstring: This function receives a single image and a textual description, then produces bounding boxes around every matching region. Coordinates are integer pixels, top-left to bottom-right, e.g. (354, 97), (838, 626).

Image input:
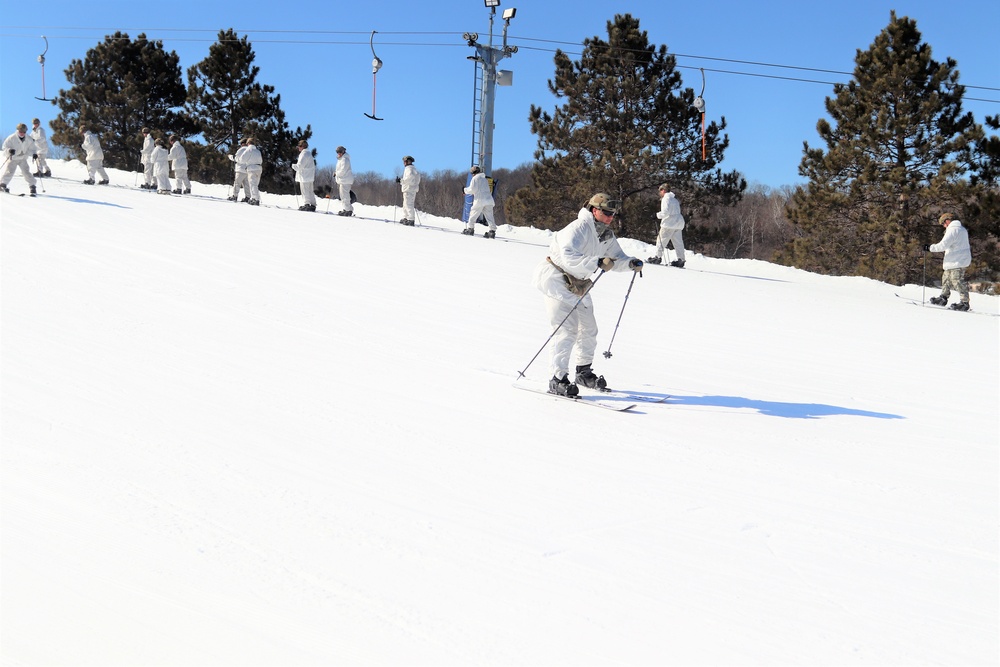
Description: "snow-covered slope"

(2, 161), (997, 665)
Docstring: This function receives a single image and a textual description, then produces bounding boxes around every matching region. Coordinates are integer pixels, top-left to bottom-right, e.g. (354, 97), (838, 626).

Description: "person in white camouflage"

(926, 212), (972, 311)
(139, 127), (155, 189)
(228, 138), (249, 202)
(80, 125), (109, 185)
(30, 118), (51, 177)
(531, 193), (644, 396)
(0, 123), (38, 195)
(646, 183), (686, 268)
(168, 135), (190, 194)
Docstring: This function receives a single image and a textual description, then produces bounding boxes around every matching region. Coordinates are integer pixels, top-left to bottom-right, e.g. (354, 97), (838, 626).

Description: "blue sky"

(2, 0), (997, 188)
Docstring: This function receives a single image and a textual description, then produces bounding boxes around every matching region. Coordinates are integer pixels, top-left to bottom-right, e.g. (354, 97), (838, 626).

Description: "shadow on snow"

(624, 391), (903, 420)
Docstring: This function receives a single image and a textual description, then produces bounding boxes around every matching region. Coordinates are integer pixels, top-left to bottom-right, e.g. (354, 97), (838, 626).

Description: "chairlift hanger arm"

(35, 35), (52, 102)
(364, 30), (384, 120)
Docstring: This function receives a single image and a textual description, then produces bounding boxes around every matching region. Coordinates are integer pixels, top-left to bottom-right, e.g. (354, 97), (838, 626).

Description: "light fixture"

(484, 0), (500, 7)
(502, 7), (516, 19)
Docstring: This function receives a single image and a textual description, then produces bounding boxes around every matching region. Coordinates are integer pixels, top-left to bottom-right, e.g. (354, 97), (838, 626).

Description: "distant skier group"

(0, 119), (51, 196)
(138, 127), (190, 195)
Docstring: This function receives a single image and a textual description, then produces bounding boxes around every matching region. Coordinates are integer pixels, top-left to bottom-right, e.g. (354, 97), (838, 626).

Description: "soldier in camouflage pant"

(939, 267), (969, 303)
(927, 213), (972, 310)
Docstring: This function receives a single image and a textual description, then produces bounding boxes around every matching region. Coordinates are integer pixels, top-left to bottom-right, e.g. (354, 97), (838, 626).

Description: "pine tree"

(506, 14), (744, 243)
(185, 29), (310, 193)
(50, 32), (192, 169)
(776, 12), (997, 285)
(962, 114), (1000, 287)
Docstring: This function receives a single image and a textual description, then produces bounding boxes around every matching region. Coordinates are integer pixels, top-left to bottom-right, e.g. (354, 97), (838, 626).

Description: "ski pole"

(603, 269), (640, 359)
(33, 157), (46, 193)
(516, 270), (606, 381)
(394, 180), (400, 223)
(921, 246), (927, 306)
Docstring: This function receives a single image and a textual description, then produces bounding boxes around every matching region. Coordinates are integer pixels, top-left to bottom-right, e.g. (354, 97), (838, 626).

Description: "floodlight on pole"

(484, 0), (500, 7)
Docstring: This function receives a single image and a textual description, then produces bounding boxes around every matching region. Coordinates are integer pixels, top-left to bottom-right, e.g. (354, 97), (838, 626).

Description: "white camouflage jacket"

(532, 207), (636, 305)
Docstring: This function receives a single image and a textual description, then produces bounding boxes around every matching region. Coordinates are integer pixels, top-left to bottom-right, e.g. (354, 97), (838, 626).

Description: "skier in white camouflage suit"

(80, 125), (109, 185)
(927, 212), (972, 311)
(397, 155), (419, 225)
(646, 183), (686, 268)
(168, 135), (190, 194)
(532, 193), (644, 396)
(139, 127), (155, 189)
(243, 137), (263, 206)
(228, 138), (250, 201)
(293, 139), (316, 211)
(151, 138), (171, 193)
(30, 118), (51, 177)
(463, 165), (496, 237)
(0, 123), (38, 196)
(334, 145), (354, 216)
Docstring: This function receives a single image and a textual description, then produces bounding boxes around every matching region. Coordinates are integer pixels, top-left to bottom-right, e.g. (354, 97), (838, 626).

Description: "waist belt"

(548, 257), (593, 297)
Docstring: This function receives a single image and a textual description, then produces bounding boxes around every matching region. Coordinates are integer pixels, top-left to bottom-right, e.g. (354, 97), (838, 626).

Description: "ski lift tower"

(463, 0), (518, 177)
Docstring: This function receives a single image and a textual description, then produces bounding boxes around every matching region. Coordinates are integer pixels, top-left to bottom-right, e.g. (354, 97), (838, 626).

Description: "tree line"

(44, 14), (998, 287)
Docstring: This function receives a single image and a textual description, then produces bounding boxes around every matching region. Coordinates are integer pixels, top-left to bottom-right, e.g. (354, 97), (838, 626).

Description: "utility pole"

(463, 1), (518, 177)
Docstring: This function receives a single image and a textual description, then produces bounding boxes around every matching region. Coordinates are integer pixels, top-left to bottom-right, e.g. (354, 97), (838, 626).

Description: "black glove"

(922, 244), (930, 252)
(629, 258), (644, 271)
(32, 154), (38, 160)
(8, 149), (14, 155)
(395, 177), (401, 184)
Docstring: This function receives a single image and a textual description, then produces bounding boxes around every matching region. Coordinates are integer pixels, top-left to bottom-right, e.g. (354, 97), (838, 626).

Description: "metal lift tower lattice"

(463, 1), (518, 178)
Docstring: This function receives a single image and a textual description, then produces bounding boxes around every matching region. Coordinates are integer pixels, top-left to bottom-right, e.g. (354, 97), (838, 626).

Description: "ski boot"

(0, 183), (8, 193)
(549, 374), (579, 397)
(929, 295), (948, 306)
(670, 259), (686, 268)
(29, 185), (36, 197)
(646, 256), (662, 264)
(949, 301), (970, 311)
(461, 228), (475, 236)
(83, 179), (95, 185)
(98, 179), (109, 185)
(484, 230), (496, 239)
(183, 189), (191, 194)
(575, 364), (608, 391)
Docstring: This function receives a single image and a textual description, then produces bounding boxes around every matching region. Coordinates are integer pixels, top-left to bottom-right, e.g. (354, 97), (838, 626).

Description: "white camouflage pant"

(1, 158), (36, 187)
(545, 294), (598, 380)
(87, 158), (109, 182)
(299, 181), (316, 207)
(402, 191), (417, 221)
(173, 167), (190, 191)
(654, 227), (685, 261)
(338, 183), (353, 212)
(468, 201), (496, 231)
(232, 171), (248, 198)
